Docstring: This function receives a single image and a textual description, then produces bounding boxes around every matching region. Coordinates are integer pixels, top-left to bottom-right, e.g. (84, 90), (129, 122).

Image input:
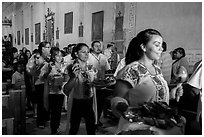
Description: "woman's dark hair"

(38, 41), (50, 55)
(107, 43), (114, 48)
(23, 50), (31, 64)
(10, 47), (18, 64)
(175, 47), (186, 58)
(32, 49), (39, 55)
(89, 48), (93, 53)
(50, 47), (60, 62)
(71, 43), (89, 59)
(125, 29), (162, 65)
(34, 51), (41, 58)
(60, 50), (66, 57)
(12, 47), (18, 54)
(25, 50), (31, 58)
(22, 47), (27, 53)
(162, 41), (167, 52)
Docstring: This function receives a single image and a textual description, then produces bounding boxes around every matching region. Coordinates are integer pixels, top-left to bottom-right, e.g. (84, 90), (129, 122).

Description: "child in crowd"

(11, 62), (25, 89)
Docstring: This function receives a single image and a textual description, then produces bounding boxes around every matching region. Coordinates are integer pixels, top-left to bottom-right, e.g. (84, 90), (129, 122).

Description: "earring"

(140, 44), (146, 52)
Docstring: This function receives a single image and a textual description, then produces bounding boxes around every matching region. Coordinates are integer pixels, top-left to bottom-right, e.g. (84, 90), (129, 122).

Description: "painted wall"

(134, 2), (202, 71)
(135, 2), (202, 51)
(2, 2), (202, 69)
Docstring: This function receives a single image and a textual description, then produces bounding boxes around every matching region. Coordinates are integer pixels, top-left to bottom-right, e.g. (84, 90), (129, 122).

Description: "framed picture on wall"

(79, 24), (83, 37)
(35, 23), (41, 45)
(31, 33), (33, 42)
(56, 27), (59, 39)
(115, 16), (124, 40)
(17, 31), (20, 45)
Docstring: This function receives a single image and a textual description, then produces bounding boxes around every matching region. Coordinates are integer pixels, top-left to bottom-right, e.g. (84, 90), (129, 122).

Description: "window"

(92, 11), (104, 41)
(64, 12), (73, 34)
(35, 23), (41, 45)
(25, 28), (29, 45)
(17, 31), (20, 45)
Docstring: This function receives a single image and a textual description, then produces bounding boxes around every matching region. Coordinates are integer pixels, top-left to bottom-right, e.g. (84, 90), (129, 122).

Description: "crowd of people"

(2, 28), (202, 135)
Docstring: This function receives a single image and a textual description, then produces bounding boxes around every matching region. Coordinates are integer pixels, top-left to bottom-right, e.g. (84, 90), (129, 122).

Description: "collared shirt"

(88, 53), (110, 80)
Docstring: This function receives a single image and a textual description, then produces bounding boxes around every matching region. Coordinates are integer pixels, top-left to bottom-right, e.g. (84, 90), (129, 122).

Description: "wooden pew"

(8, 85), (26, 134)
(2, 95), (14, 135)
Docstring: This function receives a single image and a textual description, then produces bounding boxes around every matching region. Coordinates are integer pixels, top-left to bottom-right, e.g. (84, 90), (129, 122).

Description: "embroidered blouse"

(117, 61), (169, 107)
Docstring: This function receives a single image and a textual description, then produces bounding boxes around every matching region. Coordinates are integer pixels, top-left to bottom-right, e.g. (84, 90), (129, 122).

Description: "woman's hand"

(170, 84), (183, 101)
(72, 63), (81, 77)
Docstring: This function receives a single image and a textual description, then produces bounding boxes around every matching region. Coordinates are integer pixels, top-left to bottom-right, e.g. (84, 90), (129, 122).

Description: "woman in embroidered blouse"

(111, 29), (184, 134)
(63, 43), (98, 135)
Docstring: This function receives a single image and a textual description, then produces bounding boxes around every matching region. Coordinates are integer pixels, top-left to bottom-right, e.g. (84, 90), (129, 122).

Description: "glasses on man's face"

(44, 46), (50, 49)
(35, 56), (41, 59)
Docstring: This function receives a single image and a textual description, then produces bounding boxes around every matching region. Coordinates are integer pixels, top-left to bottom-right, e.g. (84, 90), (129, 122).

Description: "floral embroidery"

(118, 61), (167, 102)
(151, 76), (166, 101)
(158, 88), (165, 98)
(129, 67), (140, 81)
(152, 76), (162, 85)
(137, 65), (148, 74)
(154, 65), (162, 74)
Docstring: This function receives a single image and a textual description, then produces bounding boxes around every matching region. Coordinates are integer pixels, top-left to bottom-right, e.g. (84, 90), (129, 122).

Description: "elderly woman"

(111, 29), (185, 135)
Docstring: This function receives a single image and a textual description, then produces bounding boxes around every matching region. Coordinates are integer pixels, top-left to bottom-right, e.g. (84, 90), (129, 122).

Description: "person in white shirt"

(88, 41), (110, 80)
(63, 44), (77, 80)
(64, 44), (76, 64)
(88, 40), (111, 127)
(113, 57), (126, 77)
(104, 43), (113, 62)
